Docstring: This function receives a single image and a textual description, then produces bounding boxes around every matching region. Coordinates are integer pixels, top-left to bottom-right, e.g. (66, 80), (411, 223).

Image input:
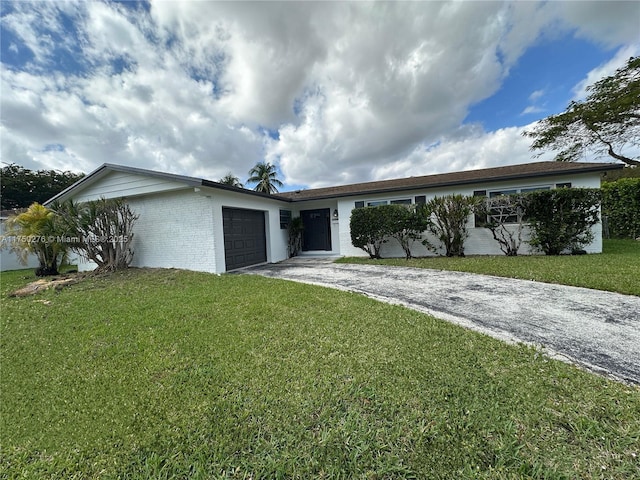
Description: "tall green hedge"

(525, 188), (601, 255)
(601, 178), (640, 239)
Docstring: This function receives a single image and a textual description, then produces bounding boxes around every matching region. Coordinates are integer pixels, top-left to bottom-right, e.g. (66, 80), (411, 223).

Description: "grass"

(1, 268), (639, 479)
(337, 239), (640, 296)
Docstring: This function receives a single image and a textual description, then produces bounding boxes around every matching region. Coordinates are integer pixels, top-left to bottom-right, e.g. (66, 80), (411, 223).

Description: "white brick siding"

(335, 172), (604, 258)
(63, 163), (609, 273)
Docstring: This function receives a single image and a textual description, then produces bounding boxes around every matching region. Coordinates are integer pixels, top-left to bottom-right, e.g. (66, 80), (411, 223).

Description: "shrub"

(601, 178), (640, 239)
(1, 203), (68, 276)
(350, 206), (392, 259)
(53, 198), (139, 272)
(385, 204), (431, 259)
(421, 195), (478, 257)
(525, 188), (601, 255)
(287, 216), (304, 257)
(476, 194), (527, 256)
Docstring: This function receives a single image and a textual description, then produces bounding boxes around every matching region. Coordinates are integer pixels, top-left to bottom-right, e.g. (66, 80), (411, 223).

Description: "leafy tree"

(525, 189), (601, 255)
(218, 173), (244, 188)
(1, 164), (85, 209)
(602, 166), (640, 183)
(1, 203), (68, 276)
(247, 162), (283, 194)
(524, 56), (640, 166)
(53, 198), (139, 272)
(421, 194), (479, 257)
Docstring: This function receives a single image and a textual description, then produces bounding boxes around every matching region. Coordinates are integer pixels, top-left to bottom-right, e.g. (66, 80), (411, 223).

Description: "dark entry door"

(222, 207), (267, 270)
(301, 208), (331, 251)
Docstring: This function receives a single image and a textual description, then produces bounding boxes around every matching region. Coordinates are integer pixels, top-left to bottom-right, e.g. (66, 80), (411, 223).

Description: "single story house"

(45, 161), (623, 273)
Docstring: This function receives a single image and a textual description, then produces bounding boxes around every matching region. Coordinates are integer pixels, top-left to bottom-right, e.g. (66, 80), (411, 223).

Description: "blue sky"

(466, 37), (613, 131)
(1, 1), (638, 191)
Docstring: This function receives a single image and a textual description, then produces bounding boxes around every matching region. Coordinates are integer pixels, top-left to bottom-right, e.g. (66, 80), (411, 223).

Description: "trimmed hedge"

(350, 204), (430, 259)
(601, 178), (640, 239)
(350, 206), (392, 259)
(525, 188), (601, 255)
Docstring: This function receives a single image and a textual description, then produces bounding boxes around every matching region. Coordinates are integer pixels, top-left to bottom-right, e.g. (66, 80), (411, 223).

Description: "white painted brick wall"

(77, 189), (218, 273)
(128, 190), (216, 272)
(336, 172), (604, 258)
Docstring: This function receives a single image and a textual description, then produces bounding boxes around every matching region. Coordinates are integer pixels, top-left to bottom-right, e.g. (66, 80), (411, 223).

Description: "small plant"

(287, 216), (304, 257)
(525, 188), (601, 255)
(421, 194), (479, 257)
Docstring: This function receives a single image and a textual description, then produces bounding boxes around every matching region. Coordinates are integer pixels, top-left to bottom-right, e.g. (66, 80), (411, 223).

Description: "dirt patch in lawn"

(9, 274), (85, 297)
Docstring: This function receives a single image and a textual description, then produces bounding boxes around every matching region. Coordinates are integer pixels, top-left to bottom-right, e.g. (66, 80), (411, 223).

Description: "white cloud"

(371, 124), (556, 185)
(0, 0), (636, 187)
(572, 44), (640, 100)
(558, 1), (640, 48)
(528, 89), (545, 102)
(521, 106), (545, 116)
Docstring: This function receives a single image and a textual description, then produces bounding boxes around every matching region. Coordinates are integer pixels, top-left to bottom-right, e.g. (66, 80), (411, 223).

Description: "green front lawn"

(1, 268), (639, 479)
(337, 239), (640, 296)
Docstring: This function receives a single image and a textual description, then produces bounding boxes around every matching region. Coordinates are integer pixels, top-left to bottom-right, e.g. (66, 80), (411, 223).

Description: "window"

(521, 186), (551, 193)
(556, 182), (572, 189)
(489, 189), (517, 198)
(354, 201), (365, 208)
(480, 185), (552, 225)
(279, 209), (292, 229)
(364, 198), (412, 207)
(488, 190), (519, 223)
(415, 195), (426, 204)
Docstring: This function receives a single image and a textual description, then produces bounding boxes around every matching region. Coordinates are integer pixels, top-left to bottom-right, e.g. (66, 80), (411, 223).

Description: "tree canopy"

(1, 164), (85, 210)
(218, 173), (244, 188)
(247, 162), (283, 194)
(524, 56), (640, 167)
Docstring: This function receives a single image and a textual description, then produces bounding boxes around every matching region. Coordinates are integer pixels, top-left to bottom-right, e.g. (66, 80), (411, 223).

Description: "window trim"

(357, 197), (413, 207)
(279, 209), (292, 229)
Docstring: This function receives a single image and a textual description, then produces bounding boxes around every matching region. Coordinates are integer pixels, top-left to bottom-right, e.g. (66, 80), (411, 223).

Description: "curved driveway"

(244, 259), (640, 385)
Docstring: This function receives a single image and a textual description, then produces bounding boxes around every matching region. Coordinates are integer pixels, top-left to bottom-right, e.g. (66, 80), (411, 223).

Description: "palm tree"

(247, 162), (283, 194)
(2, 203), (68, 276)
(218, 173), (243, 188)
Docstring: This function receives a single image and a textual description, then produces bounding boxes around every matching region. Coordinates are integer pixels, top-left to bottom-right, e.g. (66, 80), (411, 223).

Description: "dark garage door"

(222, 207), (267, 271)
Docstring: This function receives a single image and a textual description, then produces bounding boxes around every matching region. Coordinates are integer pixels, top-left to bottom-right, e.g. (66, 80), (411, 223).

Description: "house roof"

(277, 161), (624, 201)
(45, 160), (623, 206)
(45, 163), (285, 205)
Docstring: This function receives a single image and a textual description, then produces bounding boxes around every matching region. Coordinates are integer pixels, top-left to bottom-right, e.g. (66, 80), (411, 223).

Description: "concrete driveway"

(243, 258), (640, 385)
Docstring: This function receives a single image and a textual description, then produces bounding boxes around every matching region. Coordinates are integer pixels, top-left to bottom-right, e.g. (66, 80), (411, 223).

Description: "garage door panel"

(223, 207), (267, 271)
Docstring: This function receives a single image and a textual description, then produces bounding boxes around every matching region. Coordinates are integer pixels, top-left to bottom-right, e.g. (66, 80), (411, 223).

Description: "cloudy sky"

(1, 1), (639, 190)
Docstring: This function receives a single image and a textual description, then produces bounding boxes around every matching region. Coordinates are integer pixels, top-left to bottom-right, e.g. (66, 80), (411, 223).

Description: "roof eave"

(201, 180), (292, 202)
(284, 162), (624, 202)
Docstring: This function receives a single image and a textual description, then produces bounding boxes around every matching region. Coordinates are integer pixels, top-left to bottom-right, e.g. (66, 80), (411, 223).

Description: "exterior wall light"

(333, 209), (339, 219)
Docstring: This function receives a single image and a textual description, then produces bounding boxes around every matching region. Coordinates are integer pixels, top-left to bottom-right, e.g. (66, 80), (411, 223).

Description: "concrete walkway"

(243, 258), (640, 385)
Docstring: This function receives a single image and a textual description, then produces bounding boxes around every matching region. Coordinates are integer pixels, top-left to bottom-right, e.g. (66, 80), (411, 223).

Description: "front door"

(301, 208), (331, 251)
